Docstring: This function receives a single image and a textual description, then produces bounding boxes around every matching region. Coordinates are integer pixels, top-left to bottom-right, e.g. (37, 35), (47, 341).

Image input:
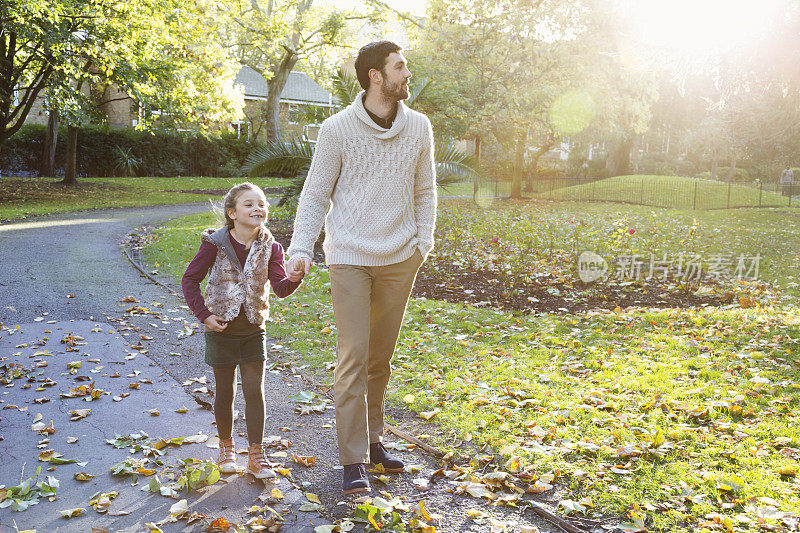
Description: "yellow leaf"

(169, 499), (189, 518)
(70, 409), (91, 421)
(60, 507), (85, 518)
(368, 463), (386, 474)
(305, 492), (321, 504)
(418, 501), (431, 522)
(271, 488), (284, 499)
(505, 455), (522, 474)
(419, 409), (440, 420)
(38, 449), (56, 461)
(368, 508), (380, 529)
(292, 453), (316, 467)
(276, 467), (292, 477)
(210, 517), (229, 530)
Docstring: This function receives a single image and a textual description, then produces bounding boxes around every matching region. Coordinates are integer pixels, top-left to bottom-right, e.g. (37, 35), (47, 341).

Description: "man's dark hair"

(354, 40), (402, 91)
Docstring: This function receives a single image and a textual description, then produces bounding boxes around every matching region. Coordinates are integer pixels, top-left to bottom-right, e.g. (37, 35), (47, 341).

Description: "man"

(285, 41), (436, 494)
(780, 168), (794, 197)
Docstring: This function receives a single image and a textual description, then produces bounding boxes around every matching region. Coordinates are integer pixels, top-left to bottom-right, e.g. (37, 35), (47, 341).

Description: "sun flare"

(628, 0), (785, 54)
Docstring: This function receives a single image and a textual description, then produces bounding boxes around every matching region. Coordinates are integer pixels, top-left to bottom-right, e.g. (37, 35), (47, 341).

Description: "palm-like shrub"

(331, 67), (430, 107)
(331, 68), (361, 107)
(112, 145), (141, 177)
(246, 137), (480, 206)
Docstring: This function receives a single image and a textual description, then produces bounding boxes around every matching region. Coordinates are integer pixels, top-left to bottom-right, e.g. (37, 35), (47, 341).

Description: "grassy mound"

(536, 175), (794, 210)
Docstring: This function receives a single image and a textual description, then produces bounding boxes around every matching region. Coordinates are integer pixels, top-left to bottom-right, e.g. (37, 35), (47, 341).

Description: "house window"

(288, 103), (299, 124)
(233, 121), (250, 139)
(304, 124), (321, 142)
(132, 101), (166, 127)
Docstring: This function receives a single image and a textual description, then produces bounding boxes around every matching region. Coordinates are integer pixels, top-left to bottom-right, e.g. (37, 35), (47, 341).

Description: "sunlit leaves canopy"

(0, 0), (244, 147)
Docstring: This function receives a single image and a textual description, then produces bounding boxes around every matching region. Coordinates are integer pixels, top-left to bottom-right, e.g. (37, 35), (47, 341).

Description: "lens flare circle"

(549, 90), (595, 136)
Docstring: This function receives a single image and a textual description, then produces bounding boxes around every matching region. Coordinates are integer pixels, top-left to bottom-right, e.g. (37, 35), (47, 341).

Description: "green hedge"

(635, 152), (697, 177)
(697, 166), (751, 182)
(0, 124), (261, 178)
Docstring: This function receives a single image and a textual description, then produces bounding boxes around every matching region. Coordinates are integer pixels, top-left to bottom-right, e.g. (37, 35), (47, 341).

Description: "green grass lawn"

(0, 176), (288, 222)
(537, 175), (797, 210)
(143, 200), (800, 531)
(438, 180), (510, 197)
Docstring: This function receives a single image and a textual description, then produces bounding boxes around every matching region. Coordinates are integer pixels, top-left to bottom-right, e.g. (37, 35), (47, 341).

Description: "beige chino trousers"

(329, 250), (424, 465)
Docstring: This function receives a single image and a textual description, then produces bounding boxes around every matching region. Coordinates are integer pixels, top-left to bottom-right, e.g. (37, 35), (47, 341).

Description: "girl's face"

(228, 189), (268, 230)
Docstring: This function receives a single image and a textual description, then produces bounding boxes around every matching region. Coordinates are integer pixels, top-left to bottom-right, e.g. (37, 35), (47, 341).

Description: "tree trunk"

(62, 125), (78, 185)
(263, 52), (298, 142)
(473, 136), (481, 203)
(524, 155), (538, 193)
(525, 140), (555, 192)
(606, 136), (632, 177)
(40, 107), (59, 177)
(710, 147), (718, 181)
(524, 165), (534, 192)
(726, 154), (737, 182)
(510, 130), (527, 199)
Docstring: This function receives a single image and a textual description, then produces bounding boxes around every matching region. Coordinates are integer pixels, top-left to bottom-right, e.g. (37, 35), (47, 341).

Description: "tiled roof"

(234, 66), (332, 105)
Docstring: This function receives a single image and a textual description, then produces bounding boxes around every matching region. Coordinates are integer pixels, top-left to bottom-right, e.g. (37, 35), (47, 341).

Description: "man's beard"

(381, 77), (410, 101)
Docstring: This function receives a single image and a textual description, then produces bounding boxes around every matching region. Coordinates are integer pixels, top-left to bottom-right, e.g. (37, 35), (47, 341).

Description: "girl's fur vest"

(202, 226), (275, 325)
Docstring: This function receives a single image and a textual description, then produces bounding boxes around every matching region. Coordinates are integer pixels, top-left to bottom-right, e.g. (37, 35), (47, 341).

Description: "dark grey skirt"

(204, 331), (266, 367)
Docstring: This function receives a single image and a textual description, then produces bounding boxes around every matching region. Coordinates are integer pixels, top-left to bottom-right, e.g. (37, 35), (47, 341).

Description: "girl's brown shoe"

(247, 442), (276, 479)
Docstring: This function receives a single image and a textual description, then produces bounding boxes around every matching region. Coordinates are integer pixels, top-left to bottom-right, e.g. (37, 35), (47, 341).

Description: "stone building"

(232, 66), (335, 142)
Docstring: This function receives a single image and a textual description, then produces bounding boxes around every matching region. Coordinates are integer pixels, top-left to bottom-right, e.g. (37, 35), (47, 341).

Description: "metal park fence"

(473, 176), (799, 210)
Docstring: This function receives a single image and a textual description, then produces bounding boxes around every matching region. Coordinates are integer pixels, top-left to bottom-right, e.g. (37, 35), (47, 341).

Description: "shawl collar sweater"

(287, 91), (437, 266)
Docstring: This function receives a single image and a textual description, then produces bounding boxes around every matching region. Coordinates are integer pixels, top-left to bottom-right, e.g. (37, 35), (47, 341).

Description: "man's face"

(376, 52), (412, 101)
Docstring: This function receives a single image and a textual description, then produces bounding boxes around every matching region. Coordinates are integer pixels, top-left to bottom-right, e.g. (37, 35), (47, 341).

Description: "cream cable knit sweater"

(287, 92), (437, 266)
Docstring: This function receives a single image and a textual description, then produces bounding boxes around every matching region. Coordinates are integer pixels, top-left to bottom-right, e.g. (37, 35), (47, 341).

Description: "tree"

(223, 0), (373, 142)
(573, 1), (657, 178)
(712, 2), (800, 175)
(1, 0), (244, 183)
(632, 1), (800, 179)
(414, 0), (630, 198)
(0, 0), (73, 149)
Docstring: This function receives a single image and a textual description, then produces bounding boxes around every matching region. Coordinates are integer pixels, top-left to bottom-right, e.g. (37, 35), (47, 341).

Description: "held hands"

(203, 315), (228, 333)
(287, 256), (311, 282)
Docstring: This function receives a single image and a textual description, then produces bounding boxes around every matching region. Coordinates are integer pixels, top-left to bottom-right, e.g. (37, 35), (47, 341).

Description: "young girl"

(181, 182), (301, 478)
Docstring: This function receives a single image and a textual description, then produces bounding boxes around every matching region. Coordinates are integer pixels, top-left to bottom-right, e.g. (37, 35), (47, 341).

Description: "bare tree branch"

(364, 0), (424, 29)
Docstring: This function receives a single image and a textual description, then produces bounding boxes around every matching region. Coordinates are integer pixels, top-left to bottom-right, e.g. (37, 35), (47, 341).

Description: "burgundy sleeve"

(181, 240), (217, 323)
(269, 241), (302, 298)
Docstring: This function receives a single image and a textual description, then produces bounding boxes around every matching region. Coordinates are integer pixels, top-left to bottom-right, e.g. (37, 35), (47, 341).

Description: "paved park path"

(0, 204), (337, 532)
(0, 204), (555, 533)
